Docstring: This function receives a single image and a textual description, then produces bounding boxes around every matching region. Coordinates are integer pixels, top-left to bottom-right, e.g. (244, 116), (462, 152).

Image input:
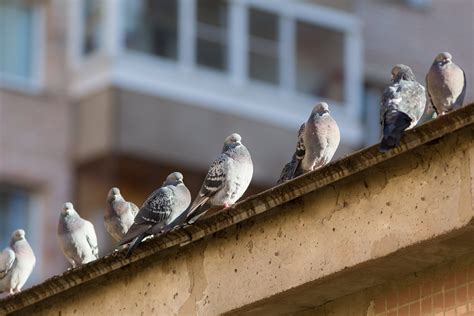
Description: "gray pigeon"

(57, 202), (99, 268)
(426, 52), (466, 115)
(0, 229), (36, 295)
(379, 64), (426, 152)
(118, 172), (191, 257)
(104, 187), (139, 242)
(186, 133), (253, 224)
(278, 102), (340, 183)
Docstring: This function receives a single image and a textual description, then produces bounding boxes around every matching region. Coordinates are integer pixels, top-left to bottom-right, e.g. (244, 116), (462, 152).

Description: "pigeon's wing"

(0, 248), (15, 279)
(399, 80), (426, 124)
(119, 187), (175, 245)
(277, 123), (305, 184)
(456, 68), (467, 107)
(84, 221), (99, 259)
(186, 154), (229, 219)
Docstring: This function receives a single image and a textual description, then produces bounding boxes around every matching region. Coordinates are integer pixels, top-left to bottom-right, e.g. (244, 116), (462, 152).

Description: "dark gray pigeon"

(426, 52), (466, 115)
(57, 202), (99, 268)
(278, 102), (340, 183)
(104, 187), (139, 242)
(186, 133), (253, 224)
(119, 172), (191, 257)
(0, 229), (36, 295)
(379, 64), (426, 152)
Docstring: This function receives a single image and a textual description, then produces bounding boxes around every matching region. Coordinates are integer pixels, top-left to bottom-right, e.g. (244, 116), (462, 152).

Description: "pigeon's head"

(107, 187), (122, 202)
(312, 102), (330, 116)
(222, 133), (242, 152)
(391, 64), (416, 82)
(164, 172), (184, 186)
(434, 52), (452, 66)
(11, 229), (26, 242)
(61, 202), (77, 217)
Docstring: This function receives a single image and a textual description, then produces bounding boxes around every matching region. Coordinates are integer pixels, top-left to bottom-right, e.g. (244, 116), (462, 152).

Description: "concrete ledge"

(1, 104), (473, 315)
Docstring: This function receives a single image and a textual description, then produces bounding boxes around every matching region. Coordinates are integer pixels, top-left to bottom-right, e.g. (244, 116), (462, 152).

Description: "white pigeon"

(57, 202), (99, 268)
(0, 229), (36, 295)
(426, 52), (466, 115)
(119, 172), (191, 257)
(186, 133), (253, 224)
(278, 102), (340, 183)
(104, 187), (139, 242)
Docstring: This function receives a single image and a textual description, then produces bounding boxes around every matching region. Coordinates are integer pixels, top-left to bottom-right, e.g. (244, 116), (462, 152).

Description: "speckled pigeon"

(426, 52), (466, 115)
(119, 172), (191, 257)
(0, 229), (36, 295)
(379, 64), (426, 152)
(104, 187), (139, 242)
(57, 202), (99, 268)
(186, 133), (253, 224)
(278, 102), (340, 183)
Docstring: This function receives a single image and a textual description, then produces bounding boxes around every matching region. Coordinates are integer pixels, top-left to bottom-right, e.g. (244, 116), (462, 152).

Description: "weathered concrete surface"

(1, 105), (473, 315)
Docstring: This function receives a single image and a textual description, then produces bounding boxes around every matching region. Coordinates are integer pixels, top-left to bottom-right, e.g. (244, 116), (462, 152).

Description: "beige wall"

(360, 0), (474, 103)
(0, 0), (72, 280)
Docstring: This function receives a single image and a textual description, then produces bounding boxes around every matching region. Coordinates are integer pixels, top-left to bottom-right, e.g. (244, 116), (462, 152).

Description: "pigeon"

(186, 133), (253, 224)
(104, 187), (139, 242)
(426, 52), (466, 115)
(379, 64), (426, 152)
(278, 102), (340, 183)
(118, 172), (191, 257)
(57, 202), (99, 268)
(0, 229), (36, 295)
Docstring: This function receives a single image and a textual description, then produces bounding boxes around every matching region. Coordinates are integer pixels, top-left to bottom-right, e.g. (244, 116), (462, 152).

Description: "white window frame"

(0, 2), (45, 93)
(70, 0), (364, 146)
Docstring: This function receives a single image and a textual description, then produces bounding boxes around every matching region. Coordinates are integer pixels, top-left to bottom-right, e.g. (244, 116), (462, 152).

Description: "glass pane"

(196, 0), (228, 71)
(82, 0), (102, 56)
(296, 21), (344, 102)
(0, 186), (30, 250)
(197, 39), (226, 70)
(124, 0), (178, 60)
(248, 8), (278, 84)
(0, 2), (33, 80)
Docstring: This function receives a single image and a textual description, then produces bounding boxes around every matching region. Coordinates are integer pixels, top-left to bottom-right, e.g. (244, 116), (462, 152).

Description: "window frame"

(0, 2), (45, 93)
(70, 0), (364, 146)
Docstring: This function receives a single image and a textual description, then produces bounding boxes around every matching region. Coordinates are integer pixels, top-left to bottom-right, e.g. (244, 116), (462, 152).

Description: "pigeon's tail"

(379, 111), (412, 152)
(277, 154), (300, 184)
(125, 232), (147, 258)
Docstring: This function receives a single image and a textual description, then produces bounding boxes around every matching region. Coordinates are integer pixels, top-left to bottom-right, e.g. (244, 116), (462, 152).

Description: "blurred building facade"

(0, 0), (472, 283)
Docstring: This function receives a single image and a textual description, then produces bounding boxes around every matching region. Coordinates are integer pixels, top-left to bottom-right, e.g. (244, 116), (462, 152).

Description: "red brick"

(386, 290), (398, 310)
(444, 272), (456, 290)
(421, 297), (432, 314)
(457, 285), (468, 305)
(445, 308), (456, 316)
(468, 265), (474, 282)
(421, 281), (432, 298)
(409, 301), (420, 316)
(387, 311), (397, 316)
(374, 296), (386, 313)
(399, 305), (409, 316)
(456, 304), (468, 314)
(445, 290), (455, 308)
(456, 268), (468, 285)
(399, 284), (420, 306)
(433, 292), (444, 310)
(468, 283), (474, 300)
(432, 277), (444, 293)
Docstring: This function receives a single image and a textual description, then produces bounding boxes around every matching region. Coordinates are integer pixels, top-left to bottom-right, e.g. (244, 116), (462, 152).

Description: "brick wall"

(374, 264), (474, 315)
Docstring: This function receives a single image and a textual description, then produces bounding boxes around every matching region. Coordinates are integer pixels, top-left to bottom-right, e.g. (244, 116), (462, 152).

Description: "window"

(0, 1), (36, 86)
(196, 0), (228, 71)
(0, 186), (31, 250)
(248, 8), (279, 84)
(81, 0), (103, 56)
(124, 0), (178, 60)
(295, 21), (344, 102)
